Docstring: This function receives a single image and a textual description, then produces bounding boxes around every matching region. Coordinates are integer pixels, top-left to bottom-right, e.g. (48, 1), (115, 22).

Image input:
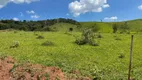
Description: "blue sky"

(0, 0), (142, 22)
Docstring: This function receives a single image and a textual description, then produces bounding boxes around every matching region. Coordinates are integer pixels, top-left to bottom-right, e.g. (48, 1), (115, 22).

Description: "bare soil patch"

(0, 56), (91, 80)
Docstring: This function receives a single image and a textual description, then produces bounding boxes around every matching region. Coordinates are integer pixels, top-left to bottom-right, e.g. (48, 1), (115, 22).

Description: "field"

(0, 31), (142, 79)
(80, 19), (142, 32)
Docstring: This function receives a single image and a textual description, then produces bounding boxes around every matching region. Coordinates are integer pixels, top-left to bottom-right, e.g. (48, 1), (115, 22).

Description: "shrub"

(115, 37), (121, 40)
(10, 41), (20, 48)
(118, 54), (125, 59)
(34, 34), (38, 36)
(119, 22), (130, 33)
(112, 23), (118, 33)
(97, 33), (102, 38)
(89, 40), (99, 46)
(14, 31), (18, 33)
(49, 27), (58, 32)
(41, 41), (54, 46)
(90, 66), (102, 80)
(69, 28), (73, 32)
(113, 35), (117, 37)
(82, 29), (94, 42)
(127, 31), (130, 34)
(120, 31), (124, 34)
(75, 39), (87, 45)
(42, 26), (51, 31)
(36, 35), (44, 39)
(75, 28), (99, 46)
(34, 32), (38, 36)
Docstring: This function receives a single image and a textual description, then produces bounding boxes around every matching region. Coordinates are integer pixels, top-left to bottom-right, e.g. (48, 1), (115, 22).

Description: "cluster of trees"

(0, 18), (81, 31)
(112, 22), (130, 33)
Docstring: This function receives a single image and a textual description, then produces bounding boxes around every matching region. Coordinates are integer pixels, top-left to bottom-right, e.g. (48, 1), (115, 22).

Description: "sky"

(0, 0), (142, 22)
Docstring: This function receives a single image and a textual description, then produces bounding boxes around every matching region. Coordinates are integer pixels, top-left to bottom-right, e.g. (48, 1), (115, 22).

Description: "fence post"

(128, 35), (134, 80)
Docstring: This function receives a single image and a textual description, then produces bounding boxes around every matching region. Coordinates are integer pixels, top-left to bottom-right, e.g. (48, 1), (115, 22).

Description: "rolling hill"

(80, 19), (142, 33)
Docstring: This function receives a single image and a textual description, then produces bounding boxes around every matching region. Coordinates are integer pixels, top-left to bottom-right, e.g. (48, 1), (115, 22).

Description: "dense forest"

(0, 18), (81, 31)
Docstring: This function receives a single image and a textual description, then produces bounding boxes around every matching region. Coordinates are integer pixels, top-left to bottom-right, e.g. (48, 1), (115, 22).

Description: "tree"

(0, 18), (80, 31)
(69, 28), (73, 31)
(119, 22), (130, 33)
(112, 23), (118, 33)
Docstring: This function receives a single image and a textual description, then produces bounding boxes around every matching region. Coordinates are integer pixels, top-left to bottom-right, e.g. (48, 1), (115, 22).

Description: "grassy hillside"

(0, 19), (142, 33)
(80, 19), (142, 33)
(48, 23), (79, 32)
(80, 22), (112, 33)
(0, 31), (142, 79)
(126, 19), (142, 31)
(0, 19), (142, 79)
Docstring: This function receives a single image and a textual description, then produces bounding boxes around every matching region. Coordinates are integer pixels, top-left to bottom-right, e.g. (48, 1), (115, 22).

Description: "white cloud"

(27, 10), (40, 19)
(0, 5), (4, 8)
(103, 4), (110, 8)
(31, 15), (40, 19)
(138, 5), (142, 10)
(0, 0), (40, 9)
(104, 16), (118, 21)
(69, 0), (110, 17)
(13, 17), (19, 21)
(26, 10), (35, 14)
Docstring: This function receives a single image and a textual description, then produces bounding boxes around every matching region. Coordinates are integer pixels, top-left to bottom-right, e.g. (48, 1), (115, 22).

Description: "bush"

(41, 41), (54, 46)
(69, 28), (73, 32)
(118, 54), (125, 59)
(112, 23), (118, 33)
(127, 31), (130, 34)
(42, 26), (51, 31)
(14, 31), (18, 33)
(89, 40), (99, 46)
(34, 33), (38, 36)
(75, 28), (99, 46)
(115, 37), (121, 40)
(10, 41), (20, 48)
(34, 32), (39, 36)
(75, 39), (87, 45)
(97, 33), (102, 38)
(36, 35), (44, 39)
(120, 31), (124, 34)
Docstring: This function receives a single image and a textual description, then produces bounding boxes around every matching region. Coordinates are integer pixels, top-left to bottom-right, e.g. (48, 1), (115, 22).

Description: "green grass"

(80, 22), (113, 33)
(0, 31), (142, 79)
(80, 19), (142, 33)
(49, 23), (79, 32)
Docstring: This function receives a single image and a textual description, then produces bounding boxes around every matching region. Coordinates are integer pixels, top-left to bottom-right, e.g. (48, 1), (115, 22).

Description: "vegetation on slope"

(0, 18), (81, 31)
(0, 18), (142, 33)
(0, 31), (142, 79)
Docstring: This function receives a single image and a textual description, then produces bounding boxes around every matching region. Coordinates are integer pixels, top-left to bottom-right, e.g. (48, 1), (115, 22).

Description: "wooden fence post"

(128, 35), (134, 80)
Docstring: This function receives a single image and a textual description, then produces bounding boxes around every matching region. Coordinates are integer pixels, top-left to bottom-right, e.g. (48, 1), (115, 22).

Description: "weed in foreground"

(10, 41), (20, 48)
(36, 35), (44, 39)
(41, 41), (54, 46)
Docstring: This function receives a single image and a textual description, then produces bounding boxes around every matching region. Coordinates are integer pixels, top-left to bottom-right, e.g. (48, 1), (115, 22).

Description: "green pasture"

(0, 31), (142, 79)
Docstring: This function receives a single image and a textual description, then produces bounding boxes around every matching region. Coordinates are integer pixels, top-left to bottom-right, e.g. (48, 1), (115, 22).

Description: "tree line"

(0, 18), (81, 31)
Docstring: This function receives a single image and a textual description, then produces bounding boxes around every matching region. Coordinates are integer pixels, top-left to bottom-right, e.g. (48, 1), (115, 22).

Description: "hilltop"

(0, 18), (142, 33)
(80, 19), (142, 33)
